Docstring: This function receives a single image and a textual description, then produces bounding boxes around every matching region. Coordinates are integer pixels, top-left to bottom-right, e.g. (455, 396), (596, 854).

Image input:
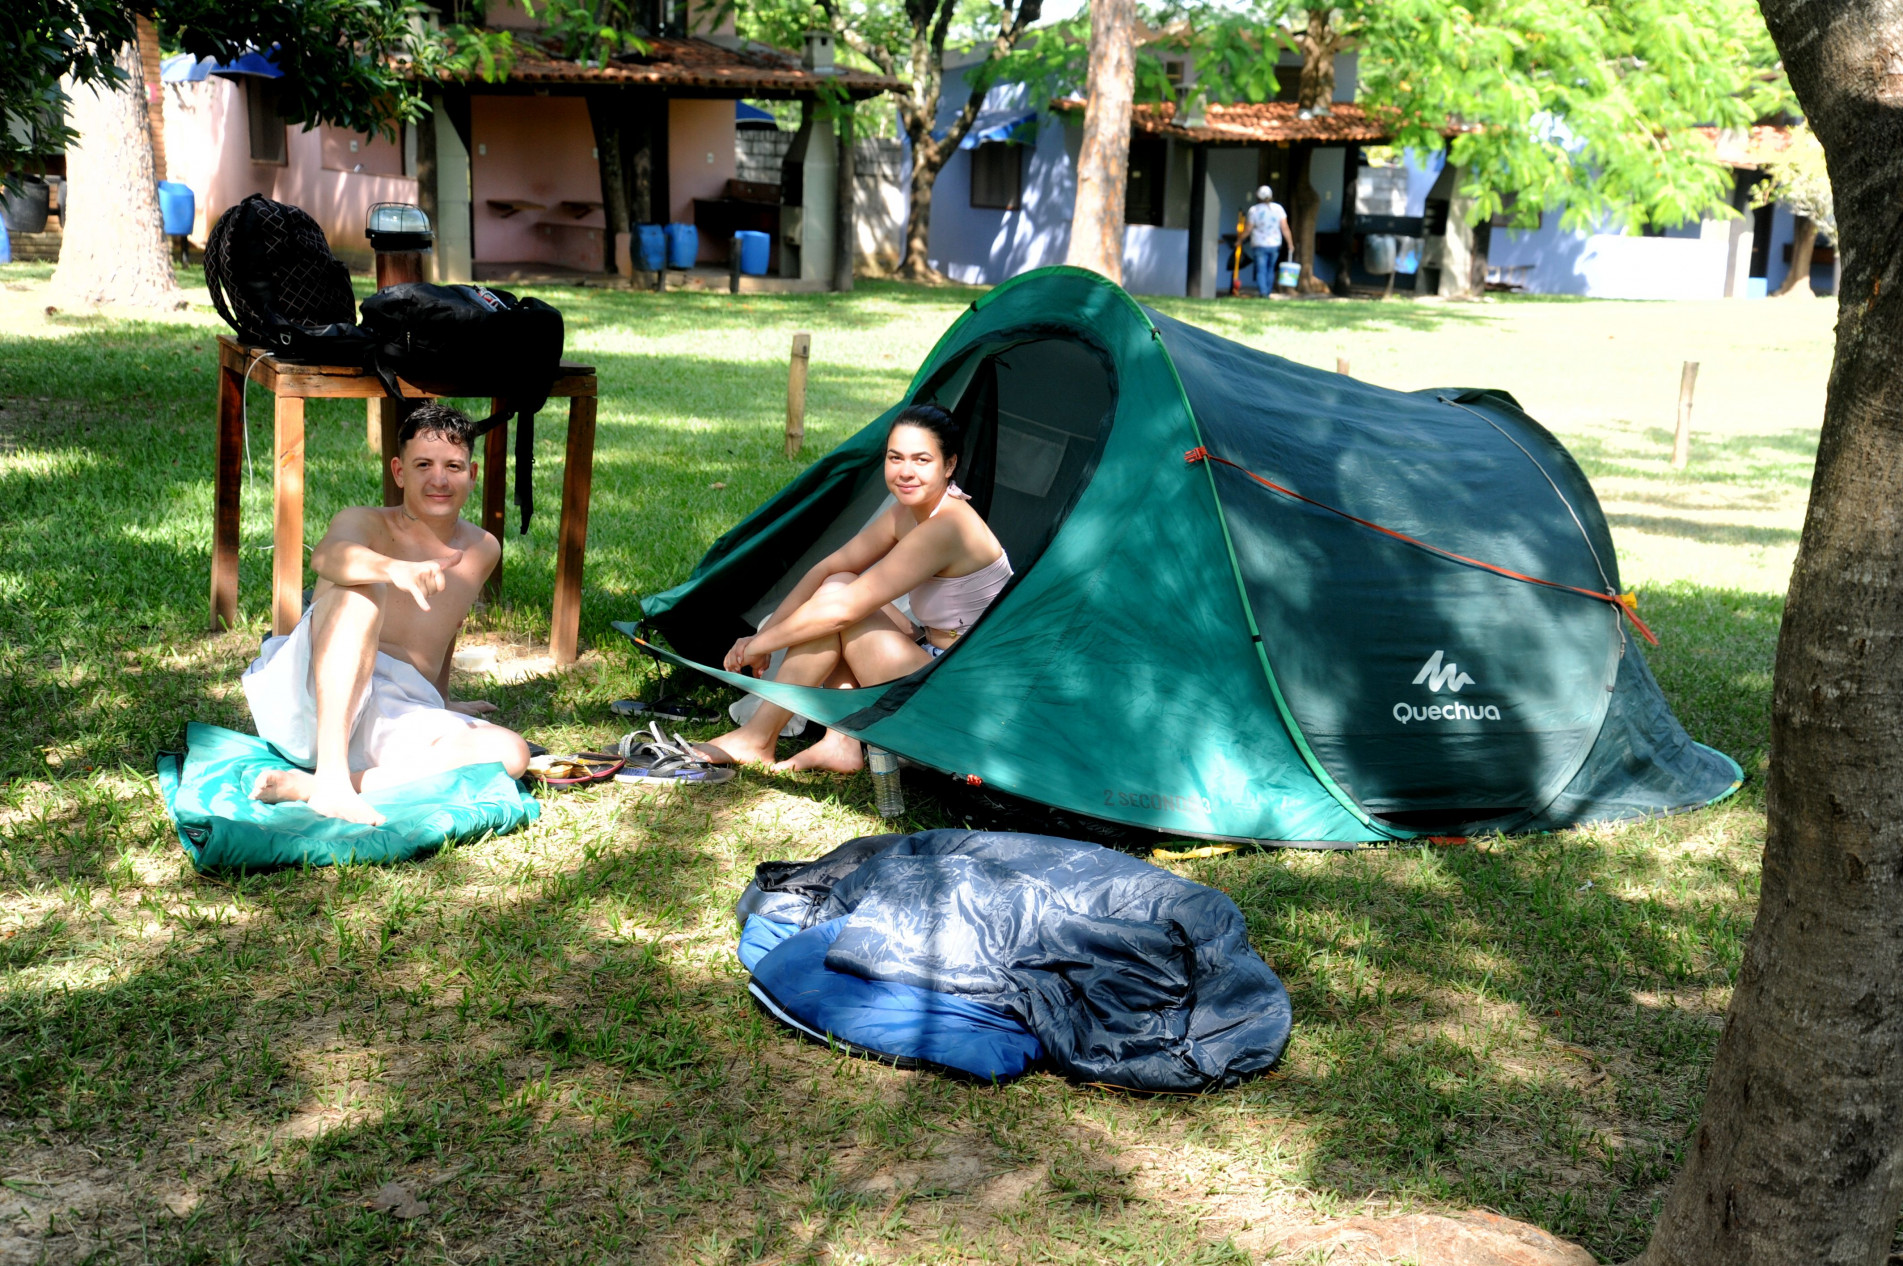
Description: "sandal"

(527, 751), (625, 786)
(614, 724), (736, 786)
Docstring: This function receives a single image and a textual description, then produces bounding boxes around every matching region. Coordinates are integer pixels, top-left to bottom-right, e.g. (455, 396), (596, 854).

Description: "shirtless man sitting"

(242, 403), (530, 825)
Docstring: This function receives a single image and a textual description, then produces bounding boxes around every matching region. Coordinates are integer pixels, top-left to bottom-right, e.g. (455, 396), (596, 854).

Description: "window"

(969, 142), (1023, 210)
(245, 79), (287, 165)
(1123, 134), (1166, 227)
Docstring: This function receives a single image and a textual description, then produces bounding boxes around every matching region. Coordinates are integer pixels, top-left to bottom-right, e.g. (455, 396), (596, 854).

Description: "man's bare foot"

(251, 768), (385, 825)
(252, 768), (316, 804)
(306, 782), (387, 826)
(773, 729), (865, 773)
(698, 727), (779, 768)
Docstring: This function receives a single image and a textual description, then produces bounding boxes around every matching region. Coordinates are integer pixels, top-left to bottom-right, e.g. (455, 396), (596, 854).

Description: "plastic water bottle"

(866, 746), (904, 818)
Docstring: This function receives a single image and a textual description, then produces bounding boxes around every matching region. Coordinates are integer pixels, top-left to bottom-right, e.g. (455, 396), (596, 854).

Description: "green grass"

(0, 262), (1832, 1263)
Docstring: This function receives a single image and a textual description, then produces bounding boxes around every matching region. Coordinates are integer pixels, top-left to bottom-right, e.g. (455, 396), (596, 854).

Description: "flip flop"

(528, 751), (625, 786)
(614, 724), (735, 785)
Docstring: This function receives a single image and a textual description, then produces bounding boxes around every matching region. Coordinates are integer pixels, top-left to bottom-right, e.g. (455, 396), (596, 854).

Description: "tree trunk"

(897, 145), (946, 282)
(1773, 214), (1817, 297)
(1064, 0), (1136, 283)
(1290, 144), (1328, 295)
(587, 92), (630, 275)
(52, 41), (179, 308)
(1632, 0), (1903, 1262)
(1296, 9), (1338, 114)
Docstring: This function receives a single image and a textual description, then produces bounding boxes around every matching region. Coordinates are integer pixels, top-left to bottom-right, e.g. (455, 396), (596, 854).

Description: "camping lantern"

(365, 202), (432, 289)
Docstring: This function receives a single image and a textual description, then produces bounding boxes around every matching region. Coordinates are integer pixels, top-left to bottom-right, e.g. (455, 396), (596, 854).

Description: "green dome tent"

(621, 267), (1740, 845)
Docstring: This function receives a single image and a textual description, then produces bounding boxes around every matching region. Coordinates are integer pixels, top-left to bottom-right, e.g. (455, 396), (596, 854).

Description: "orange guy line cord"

(1183, 447), (1658, 645)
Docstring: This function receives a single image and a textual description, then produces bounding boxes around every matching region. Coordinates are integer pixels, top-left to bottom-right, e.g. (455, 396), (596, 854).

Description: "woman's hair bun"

(890, 402), (963, 459)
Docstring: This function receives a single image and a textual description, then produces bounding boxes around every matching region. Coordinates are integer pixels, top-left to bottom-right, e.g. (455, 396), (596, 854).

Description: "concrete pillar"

(1185, 145), (1220, 298)
(432, 102), (473, 284)
(799, 117), (838, 285)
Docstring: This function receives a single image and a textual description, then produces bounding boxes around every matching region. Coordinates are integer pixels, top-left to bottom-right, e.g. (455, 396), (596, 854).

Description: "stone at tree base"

(1264, 1210), (1595, 1265)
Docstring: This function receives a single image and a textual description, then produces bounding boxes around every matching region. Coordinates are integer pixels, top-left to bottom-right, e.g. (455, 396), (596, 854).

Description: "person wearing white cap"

(1244, 185), (1291, 297)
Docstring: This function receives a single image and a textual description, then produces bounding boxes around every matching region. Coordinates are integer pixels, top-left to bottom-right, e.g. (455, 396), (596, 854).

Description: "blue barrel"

(0, 219), (10, 265)
(636, 223), (666, 271)
(734, 230), (770, 276)
(157, 181), (194, 236)
(664, 222), (698, 268)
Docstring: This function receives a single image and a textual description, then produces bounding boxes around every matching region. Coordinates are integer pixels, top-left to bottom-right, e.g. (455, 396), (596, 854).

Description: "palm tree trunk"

(51, 41), (179, 308)
(1064, 0), (1136, 283)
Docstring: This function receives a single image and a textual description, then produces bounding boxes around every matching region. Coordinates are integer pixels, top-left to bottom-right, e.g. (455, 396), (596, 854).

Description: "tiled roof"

(1689, 125), (1797, 169)
(467, 36), (901, 97)
(1053, 98), (1412, 144)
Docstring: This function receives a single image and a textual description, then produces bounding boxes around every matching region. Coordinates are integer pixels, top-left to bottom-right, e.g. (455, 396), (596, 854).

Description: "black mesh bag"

(204, 194), (369, 362)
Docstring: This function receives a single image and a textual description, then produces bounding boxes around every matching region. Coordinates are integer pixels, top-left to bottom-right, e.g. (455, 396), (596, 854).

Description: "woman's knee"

(818, 571), (859, 591)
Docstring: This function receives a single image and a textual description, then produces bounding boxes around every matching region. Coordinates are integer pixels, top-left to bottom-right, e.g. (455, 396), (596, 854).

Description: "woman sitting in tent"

(698, 404), (1012, 772)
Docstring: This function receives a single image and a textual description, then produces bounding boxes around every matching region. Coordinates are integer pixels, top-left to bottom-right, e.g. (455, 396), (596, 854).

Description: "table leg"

(376, 396), (403, 506)
(481, 402), (508, 601)
(209, 361), (245, 631)
(272, 395), (306, 637)
(550, 394), (597, 665)
(365, 398), (380, 454)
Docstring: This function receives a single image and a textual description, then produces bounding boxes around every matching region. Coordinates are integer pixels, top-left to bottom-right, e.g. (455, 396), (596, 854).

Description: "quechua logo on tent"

(1395, 651), (1501, 724)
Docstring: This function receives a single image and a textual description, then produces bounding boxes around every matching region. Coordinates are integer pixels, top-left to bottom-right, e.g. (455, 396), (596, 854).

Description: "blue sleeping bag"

(158, 722), (540, 872)
(734, 829), (1293, 1091)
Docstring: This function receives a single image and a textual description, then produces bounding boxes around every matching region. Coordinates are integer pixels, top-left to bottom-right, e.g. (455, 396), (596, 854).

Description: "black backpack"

(204, 194), (370, 362)
(358, 282), (566, 534)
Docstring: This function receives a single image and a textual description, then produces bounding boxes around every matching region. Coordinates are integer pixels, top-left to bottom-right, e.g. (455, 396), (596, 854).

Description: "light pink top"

(907, 483), (1013, 635)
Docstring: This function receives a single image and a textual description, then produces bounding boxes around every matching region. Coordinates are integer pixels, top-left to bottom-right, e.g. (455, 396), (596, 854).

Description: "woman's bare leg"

(701, 631), (846, 766)
(774, 617), (932, 774)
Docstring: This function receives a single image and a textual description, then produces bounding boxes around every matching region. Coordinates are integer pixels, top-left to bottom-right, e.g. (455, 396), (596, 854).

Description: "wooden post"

(482, 403), (508, 601)
(210, 359), (245, 631)
(1673, 361), (1699, 470)
(730, 246), (742, 295)
(375, 397), (404, 504)
(271, 395), (306, 636)
(786, 332), (811, 458)
(1336, 356), (1351, 376)
(550, 394), (598, 665)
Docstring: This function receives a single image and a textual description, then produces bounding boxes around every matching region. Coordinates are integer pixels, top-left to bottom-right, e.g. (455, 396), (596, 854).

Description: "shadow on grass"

(0, 274), (1785, 1263)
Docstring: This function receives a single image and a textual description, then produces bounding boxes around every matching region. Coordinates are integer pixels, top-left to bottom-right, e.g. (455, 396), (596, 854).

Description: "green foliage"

(1318, 0), (1793, 231)
(2, 0), (491, 174)
(1, 0), (138, 180)
(513, 0), (650, 65)
(1749, 125), (1832, 232)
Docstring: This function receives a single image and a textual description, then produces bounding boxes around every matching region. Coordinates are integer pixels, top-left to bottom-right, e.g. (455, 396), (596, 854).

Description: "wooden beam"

(271, 395), (306, 636)
(550, 396), (598, 665)
(210, 359), (245, 631)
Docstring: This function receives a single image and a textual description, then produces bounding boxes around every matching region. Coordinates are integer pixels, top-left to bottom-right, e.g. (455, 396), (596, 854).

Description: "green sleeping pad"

(157, 723), (540, 873)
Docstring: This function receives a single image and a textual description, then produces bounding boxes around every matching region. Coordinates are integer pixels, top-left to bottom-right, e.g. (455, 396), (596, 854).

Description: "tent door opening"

(743, 331), (1116, 631)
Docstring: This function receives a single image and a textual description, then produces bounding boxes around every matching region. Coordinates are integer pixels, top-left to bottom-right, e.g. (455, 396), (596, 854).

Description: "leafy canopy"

(2, 0), (509, 181)
(964, 0), (1793, 231)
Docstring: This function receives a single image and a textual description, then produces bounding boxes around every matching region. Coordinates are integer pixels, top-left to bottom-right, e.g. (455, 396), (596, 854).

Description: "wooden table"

(210, 335), (599, 664)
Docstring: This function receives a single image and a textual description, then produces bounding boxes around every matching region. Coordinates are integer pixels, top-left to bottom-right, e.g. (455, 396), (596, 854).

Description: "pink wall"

(470, 95), (605, 266)
(162, 78), (418, 269)
(668, 98), (735, 261)
(165, 78), (745, 272)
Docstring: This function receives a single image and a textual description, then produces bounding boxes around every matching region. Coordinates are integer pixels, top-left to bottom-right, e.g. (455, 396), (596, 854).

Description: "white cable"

(240, 349), (268, 488)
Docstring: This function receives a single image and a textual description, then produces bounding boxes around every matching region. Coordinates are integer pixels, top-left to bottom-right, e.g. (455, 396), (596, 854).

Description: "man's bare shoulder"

(324, 505), (399, 544)
(453, 521), (502, 559)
